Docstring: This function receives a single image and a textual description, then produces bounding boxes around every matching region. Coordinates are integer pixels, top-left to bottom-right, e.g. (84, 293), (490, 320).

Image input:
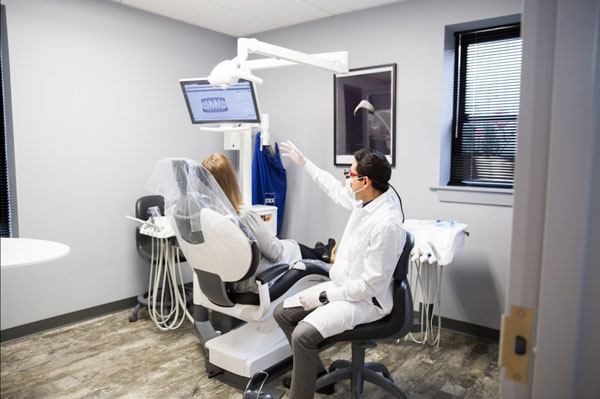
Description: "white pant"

(299, 281), (386, 338)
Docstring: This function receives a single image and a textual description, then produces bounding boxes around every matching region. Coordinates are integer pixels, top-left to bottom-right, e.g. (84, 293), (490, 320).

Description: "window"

(1, 4), (17, 237)
(450, 24), (522, 188)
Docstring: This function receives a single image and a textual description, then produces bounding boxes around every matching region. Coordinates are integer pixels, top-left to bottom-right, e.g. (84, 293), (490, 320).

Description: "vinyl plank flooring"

(1, 309), (500, 398)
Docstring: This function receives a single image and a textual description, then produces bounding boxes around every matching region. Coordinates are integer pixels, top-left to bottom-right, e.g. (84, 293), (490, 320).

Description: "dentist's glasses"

(343, 169), (365, 180)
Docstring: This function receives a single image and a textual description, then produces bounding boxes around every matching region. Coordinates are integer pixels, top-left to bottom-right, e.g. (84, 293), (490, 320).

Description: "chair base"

(206, 354), (292, 391)
(316, 341), (408, 399)
(205, 318), (292, 379)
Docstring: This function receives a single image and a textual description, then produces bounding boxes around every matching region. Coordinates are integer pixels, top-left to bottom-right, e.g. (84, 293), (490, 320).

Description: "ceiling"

(110, 0), (405, 37)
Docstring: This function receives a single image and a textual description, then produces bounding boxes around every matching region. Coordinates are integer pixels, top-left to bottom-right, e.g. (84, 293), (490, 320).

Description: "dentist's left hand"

(280, 141), (306, 166)
(299, 292), (321, 311)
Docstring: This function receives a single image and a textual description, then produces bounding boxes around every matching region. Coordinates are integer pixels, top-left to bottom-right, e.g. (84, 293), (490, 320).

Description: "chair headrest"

(146, 158), (261, 293)
(394, 231), (414, 280)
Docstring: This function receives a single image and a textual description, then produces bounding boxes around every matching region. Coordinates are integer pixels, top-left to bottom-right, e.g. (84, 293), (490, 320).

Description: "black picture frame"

(334, 64), (397, 166)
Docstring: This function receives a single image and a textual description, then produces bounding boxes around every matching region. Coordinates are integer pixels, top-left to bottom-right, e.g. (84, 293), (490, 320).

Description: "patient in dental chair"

(202, 153), (336, 294)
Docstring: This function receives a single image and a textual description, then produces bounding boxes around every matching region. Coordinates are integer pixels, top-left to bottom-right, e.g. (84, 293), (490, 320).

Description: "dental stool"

(170, 206), (330, 389)
(128, 195), (191, 322)
(315, 232), (414, 399)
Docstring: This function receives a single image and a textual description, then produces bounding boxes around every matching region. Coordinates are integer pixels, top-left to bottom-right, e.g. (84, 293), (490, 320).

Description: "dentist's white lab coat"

(286, 160), (406, 338)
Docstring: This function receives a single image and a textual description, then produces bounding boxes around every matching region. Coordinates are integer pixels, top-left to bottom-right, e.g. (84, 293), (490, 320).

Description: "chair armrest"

(256, 263), (290, 284)
(268, 261), (330, 302)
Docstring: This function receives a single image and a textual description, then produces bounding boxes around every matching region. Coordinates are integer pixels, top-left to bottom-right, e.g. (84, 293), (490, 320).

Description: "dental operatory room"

(1, 0), (599, 398)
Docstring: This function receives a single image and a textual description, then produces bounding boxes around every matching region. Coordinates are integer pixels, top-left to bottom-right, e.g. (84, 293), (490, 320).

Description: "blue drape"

(252, 132), (287, 235)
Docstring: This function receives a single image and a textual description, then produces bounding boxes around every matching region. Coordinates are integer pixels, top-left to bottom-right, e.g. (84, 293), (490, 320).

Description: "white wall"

(255, 0), (521, 330)
(0, 0), (234, 329)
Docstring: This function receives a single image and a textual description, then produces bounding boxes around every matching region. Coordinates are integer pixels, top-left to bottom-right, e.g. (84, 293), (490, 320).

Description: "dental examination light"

(354, 99), (391, 133)
(208, 38), (349, 88)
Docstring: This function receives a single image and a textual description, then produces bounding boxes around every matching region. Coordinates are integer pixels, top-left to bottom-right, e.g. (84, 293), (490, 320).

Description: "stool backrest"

(394, 232), (415, 280)
(135, 195), (165, 262)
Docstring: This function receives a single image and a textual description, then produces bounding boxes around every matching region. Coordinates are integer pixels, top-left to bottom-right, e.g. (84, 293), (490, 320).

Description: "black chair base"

(315, 341), (408, 399)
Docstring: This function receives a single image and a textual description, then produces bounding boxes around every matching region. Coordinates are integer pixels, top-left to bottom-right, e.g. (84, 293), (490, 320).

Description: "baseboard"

(413, 311), (500, 341)
(0, 296), (138, 343)
(1, 282), (194, 343)
(440, 316), (499, 341)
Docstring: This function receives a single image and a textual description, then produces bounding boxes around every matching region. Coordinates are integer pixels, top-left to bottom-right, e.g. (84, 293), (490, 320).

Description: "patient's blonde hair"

(202, 153), (243, 213)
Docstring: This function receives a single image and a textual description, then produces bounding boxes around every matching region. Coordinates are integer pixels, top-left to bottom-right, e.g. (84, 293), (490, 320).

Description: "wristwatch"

(319, 291), (329, 305)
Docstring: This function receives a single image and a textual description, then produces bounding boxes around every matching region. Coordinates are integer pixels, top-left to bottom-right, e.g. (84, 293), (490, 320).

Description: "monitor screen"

(180, 79), (261, 125)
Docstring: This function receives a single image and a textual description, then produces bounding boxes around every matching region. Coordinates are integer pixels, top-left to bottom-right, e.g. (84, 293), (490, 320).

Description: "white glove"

(280, 140), (306, 166)
(299, 291), (321, 311)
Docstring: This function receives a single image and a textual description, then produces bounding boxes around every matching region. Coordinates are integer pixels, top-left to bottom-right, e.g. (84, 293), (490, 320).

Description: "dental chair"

(150, 158), (330, 389)
(314, 232), (414, 399)
(172, 206), (329, 388)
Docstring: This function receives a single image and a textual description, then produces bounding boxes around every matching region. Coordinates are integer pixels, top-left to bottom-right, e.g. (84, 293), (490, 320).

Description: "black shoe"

(321, 238), (337, 264)
(282, 369), (335, 395)
(315, 241), (325, 248)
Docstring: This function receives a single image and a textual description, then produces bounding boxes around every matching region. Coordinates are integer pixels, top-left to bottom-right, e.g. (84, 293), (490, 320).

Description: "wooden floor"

(0, 309), (499, 399)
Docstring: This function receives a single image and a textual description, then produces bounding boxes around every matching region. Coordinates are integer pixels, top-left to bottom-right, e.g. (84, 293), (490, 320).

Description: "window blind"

(1, 4), (15, 237)
(450, 24), (522, 188)
(1, 37), (11, 237)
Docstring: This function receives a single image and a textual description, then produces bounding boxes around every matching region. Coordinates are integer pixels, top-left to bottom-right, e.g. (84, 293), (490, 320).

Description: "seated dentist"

(201, 153), (337, 294)
(274, 143), (406, 399)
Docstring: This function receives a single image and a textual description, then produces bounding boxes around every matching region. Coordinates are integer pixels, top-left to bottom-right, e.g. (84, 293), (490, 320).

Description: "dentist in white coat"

(274, 142), (406, 399)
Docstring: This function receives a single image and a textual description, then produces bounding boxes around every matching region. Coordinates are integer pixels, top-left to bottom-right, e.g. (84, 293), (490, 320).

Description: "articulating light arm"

(208, 38), (348, 88)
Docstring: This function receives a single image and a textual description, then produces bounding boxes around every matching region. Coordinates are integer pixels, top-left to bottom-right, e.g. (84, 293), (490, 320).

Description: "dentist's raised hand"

(280, 141), (306, 166)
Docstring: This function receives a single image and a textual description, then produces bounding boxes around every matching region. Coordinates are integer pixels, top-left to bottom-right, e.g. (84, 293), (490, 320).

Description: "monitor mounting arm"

(208, 38), (349, 88)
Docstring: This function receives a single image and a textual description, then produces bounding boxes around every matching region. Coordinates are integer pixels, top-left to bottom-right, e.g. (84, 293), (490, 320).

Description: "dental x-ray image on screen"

(180, 79), (261, 125)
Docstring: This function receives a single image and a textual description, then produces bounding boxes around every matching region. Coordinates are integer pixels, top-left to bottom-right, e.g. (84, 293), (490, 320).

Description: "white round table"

(1, 238), (70, 268)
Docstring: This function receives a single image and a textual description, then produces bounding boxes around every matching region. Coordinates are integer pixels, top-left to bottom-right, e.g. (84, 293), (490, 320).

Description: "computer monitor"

(180, 78), (261, 125)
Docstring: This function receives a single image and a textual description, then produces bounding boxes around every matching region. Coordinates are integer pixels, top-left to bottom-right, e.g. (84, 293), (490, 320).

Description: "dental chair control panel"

(138, 216), (175, 239)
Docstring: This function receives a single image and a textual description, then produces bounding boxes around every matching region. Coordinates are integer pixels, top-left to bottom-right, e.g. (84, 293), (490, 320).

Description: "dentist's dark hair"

(354, 148), (391, 193)
(354, 148), (405, 222)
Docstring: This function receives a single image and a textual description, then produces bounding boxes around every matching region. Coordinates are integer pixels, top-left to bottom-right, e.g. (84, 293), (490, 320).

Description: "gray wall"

(0, 0), (234, 329)
(255, 0), (521, 330)
(1, 0), (522, 332)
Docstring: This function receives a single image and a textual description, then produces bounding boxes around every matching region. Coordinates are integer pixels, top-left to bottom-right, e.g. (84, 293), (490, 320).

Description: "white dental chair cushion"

(174, 207), (253, 282)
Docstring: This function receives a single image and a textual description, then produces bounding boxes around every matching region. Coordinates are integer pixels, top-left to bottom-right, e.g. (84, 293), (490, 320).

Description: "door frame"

(501, 0), (600, 397)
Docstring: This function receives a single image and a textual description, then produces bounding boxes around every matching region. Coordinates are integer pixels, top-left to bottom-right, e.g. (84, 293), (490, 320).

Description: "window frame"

(450, 23), (522, 189)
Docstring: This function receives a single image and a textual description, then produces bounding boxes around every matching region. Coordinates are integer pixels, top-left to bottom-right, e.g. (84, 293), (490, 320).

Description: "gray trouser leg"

(273, 304), (326, 399)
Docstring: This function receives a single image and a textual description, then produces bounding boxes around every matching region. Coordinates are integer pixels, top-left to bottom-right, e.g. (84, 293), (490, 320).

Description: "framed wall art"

(334, 64), (396, 166)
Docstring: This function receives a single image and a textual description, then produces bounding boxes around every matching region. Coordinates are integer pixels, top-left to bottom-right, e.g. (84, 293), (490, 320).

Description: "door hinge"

(499, 305), (533, 384)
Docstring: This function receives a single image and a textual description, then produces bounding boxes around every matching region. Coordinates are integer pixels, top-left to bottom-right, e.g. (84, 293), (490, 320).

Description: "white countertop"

(1, 238), (71, 268)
